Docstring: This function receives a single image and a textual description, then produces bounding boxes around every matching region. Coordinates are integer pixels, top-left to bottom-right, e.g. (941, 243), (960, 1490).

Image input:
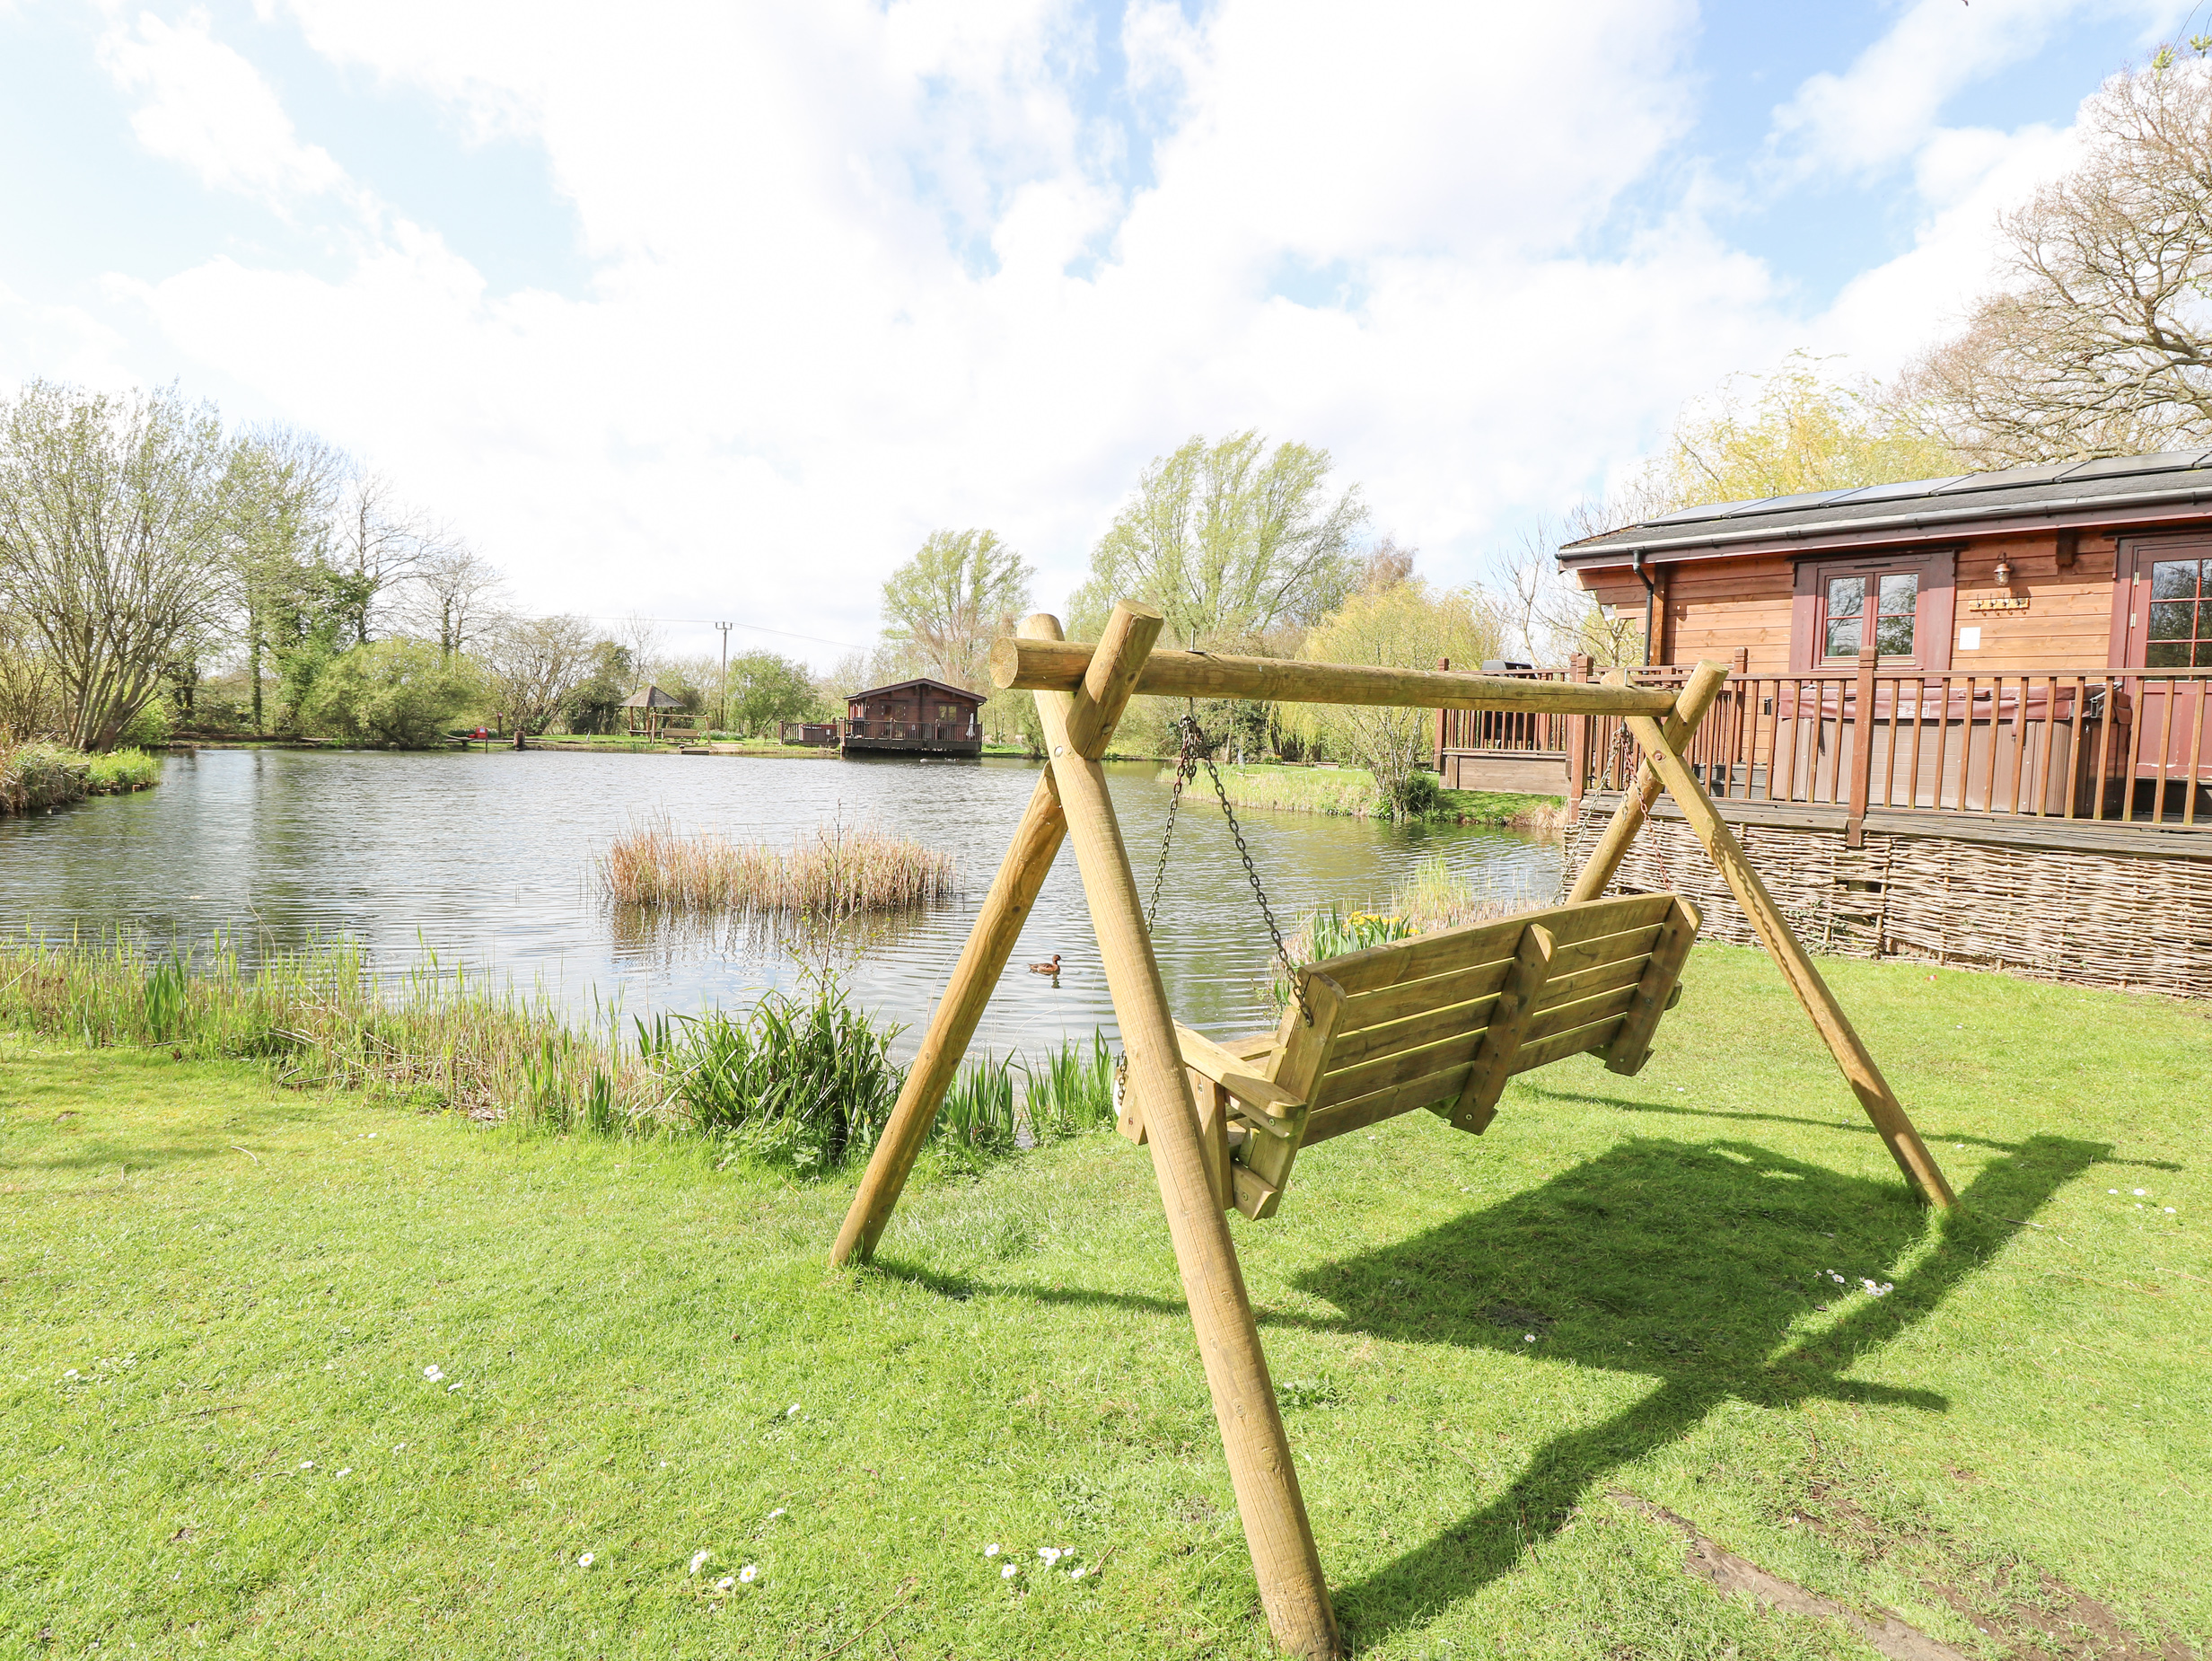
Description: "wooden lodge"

(841, 678), (986, 758)
(1444, 452), (2212, 998)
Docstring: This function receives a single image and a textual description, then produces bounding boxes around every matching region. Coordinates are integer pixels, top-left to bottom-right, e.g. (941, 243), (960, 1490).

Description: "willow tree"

(1285, 579), (1505, 818)
(0, 381), (233, 750)
(879, 528), (1033, 691)
(1073, 432), (1367, 652)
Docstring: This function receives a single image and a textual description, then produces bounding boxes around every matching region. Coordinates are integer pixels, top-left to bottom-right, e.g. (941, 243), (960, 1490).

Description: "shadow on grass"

(872, 1129), (2104, 1651)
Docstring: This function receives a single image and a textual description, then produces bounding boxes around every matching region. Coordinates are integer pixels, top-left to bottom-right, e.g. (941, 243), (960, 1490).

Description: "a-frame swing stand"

(830, 601), (1955, 1660)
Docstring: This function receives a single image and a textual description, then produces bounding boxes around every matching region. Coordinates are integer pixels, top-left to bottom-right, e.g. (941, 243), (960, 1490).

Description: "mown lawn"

(2, 947), (2207, 1658)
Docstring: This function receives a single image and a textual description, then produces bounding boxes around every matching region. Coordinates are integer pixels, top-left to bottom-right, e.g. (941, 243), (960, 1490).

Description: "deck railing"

(842, 720), (980, 743)
(1435, 667), (1576, 755)
(1567, 664), (2212, 830)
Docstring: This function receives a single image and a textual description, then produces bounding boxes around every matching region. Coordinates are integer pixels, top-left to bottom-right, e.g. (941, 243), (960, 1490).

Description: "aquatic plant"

(0, 742), (159, 814)
(0, 935), (1122, 1175)
(601, 815), (956, 918)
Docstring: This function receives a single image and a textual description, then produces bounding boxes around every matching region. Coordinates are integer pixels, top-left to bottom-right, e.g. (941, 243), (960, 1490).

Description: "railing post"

(1435, 657), (1450, 782)
(1846, 637), (1878, 848)
(1567, 652), (1591, 817)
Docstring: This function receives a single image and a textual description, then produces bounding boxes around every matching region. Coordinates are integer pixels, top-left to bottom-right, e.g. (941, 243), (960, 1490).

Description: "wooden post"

(1566, 652), (1591, 818)
(830, 611), (1144, 1267)
(1567, 660), (1731, 904)
(1846, 632), (1878, 848)
(1621, 713), (1956, 1209)
(1435, 657), (1450, 784)
(1448, 922), (1555, 1133)
(1035, 601), (1341, 1660)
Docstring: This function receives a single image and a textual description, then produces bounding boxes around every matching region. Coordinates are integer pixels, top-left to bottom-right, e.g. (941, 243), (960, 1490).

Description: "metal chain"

(1144, 716), (1205, 934)
(1183, 715), (1313, 1027)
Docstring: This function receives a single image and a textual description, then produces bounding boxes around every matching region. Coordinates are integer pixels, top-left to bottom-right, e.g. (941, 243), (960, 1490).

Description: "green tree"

(879, 529), (1033, 691)
(222, 426), (347, 734)
(299, 639), (478, 747)
(1073, 432), (1366, 651)
(1645, 353), (1956, 514)
(0, 381), (233, 750)
(724, 650), (822, 736)
(1283, 580), (1505, 819)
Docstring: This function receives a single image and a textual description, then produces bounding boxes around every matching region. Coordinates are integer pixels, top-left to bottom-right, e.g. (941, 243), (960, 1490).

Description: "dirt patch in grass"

(1789, 1481), (2198, 1660)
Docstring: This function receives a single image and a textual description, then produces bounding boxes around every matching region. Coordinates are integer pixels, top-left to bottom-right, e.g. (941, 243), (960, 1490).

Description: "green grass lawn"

(3, 949), (2207, 1658)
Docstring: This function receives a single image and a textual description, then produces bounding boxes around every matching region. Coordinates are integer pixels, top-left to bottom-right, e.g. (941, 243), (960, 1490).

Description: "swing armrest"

(1174, 1025), (1304, 1121)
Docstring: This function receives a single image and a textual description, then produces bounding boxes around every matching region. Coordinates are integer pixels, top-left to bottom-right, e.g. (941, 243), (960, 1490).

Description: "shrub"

(0, 740), (87, 814)
(117, 697), (171, 749)
(300, 640), (478, 748)
(85, 748), (160, 794)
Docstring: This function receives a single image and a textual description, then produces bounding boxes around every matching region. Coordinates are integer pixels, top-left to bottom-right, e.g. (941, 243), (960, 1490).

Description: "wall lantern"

(1992, 556), (2014, 585)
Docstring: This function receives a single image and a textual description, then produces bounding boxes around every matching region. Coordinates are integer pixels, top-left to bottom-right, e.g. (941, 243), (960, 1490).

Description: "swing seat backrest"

(1170, 892), (1701, 1217)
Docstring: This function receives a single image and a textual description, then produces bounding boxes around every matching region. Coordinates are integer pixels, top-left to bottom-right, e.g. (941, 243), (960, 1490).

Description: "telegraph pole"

(715, 621), (733, 734)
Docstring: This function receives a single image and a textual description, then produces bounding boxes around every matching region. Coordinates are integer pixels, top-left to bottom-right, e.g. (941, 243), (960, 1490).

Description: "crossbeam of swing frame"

(831, 609), (1955, 1661)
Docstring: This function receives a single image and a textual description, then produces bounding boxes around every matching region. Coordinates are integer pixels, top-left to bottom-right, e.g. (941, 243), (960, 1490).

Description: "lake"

(0, 748), (1561, 1059)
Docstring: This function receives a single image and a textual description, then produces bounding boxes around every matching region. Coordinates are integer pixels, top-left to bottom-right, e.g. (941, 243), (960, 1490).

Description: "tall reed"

(0, 935), (1124, 1175)
(601, 815), (956, 918)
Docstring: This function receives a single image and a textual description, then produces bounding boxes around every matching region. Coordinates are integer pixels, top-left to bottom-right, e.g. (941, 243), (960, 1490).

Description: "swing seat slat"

(1161, 892), (1702, 1218)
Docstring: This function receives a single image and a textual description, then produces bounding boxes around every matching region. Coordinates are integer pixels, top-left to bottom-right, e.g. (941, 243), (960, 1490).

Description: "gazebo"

(619, 684), (683, 738)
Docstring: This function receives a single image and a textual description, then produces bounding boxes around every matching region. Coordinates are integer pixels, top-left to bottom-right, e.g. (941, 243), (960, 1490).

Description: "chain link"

(1180, 714), (1312, 1027)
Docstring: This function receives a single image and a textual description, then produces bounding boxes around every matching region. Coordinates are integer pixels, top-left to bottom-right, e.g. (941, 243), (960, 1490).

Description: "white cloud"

(21, 0), (2154, 661)
(1770, 0), (2178, 181)
(98, 8), (347, 207)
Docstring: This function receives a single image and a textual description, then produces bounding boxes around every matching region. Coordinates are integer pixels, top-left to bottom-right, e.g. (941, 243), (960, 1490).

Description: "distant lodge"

(1434, 451), (2212, 998)
(828, 678), (987, 758)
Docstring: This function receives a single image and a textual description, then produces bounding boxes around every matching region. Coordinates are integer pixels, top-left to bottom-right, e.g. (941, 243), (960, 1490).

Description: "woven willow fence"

(1560, 805), (2212, 999)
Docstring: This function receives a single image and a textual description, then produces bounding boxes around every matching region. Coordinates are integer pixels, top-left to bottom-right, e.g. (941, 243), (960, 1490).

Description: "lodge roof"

(619, 684), (683, 708)
(844, 677), (988, 705)
(1558, 447), (2212, 568)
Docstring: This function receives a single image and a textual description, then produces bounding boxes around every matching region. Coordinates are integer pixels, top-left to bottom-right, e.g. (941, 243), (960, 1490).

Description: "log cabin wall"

(1575, 531), (2134, 674)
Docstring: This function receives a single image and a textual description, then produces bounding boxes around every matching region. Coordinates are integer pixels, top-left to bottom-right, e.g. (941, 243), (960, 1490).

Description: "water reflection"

(0, 748), (1560, 1058)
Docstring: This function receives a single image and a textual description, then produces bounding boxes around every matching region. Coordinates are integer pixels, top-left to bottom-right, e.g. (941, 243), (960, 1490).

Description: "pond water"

(0, 749), (1561, 1058)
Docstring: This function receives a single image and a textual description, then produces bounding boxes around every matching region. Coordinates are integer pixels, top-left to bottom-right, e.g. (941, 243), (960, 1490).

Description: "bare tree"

(611, 612), (665, 690)
(1905, 57), (2212, 464)
(478, 613), (599, 738)
(1359, 534), (1417, 593)
(331, 470), (431, 646)
(223, 424), (348, 732)
(407, 542), (507, 660)
(0, 381), (233, 749)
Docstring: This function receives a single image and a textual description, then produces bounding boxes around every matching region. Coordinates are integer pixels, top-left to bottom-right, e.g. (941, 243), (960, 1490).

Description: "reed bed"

(1, 742), (158, 815)
(0, 934), (1123, 1173)
(601, 816), (956, 918)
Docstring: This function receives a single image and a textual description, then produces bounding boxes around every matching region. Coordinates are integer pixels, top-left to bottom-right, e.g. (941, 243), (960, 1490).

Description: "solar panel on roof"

(1933, 462), (2075, 494)
(1639, 497), (1763, 525)
(1717, 488), (1856, 518)
(1818, 474), (1962, 505)
(2055, 450), (2212, 481)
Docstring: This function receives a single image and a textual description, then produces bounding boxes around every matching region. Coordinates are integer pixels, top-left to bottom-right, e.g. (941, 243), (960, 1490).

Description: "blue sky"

(0, 0), (2192, 662)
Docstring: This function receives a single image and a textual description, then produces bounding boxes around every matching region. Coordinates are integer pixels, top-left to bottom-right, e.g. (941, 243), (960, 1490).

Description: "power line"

(505, 611), (867, 651)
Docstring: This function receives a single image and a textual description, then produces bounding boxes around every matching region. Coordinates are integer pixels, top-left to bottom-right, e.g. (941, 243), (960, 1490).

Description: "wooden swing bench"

(1147, 892), (1702, 1219)
(830, 599), (1954, 1660)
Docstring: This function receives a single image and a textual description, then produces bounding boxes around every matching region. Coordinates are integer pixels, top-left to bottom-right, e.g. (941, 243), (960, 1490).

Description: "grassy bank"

(0, 742), (160, 815)
(601, 820), (958, 918)
(0, 937), (1102, 1169)
(2, 949), (2205, 1657)
(1172, 762), (1562, 828)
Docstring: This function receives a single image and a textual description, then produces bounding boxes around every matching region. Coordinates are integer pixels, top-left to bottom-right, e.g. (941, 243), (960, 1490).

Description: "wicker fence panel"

(1559, 805), (2212, 999)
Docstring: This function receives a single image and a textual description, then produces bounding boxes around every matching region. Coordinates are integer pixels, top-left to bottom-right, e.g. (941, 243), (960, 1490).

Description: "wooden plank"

(831, 618), (1076, 1268)
(1623, 711), (1956, 1209)
(1310, 982), (1639, 1110)
(1449, 922), (1556, 1133)
(1176, 1024), (1304, 1118)
(1602, 896), (1701, 1077)
(1567, 661), (1734, 901)
(1334, 920), (1663, 1031)
(1314, 892), (1670, 998)
(992, 635), (1679, 716)
(1034, 602), (1339, 1657)
(1235, 1105), (1307, 1220)
(1229, 974), (1344, 1224)
(1304, 1067), (1470, 1145)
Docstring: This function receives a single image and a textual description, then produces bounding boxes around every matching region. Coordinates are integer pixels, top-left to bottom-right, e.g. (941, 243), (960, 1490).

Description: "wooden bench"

(1122, 892), (1702, 1219)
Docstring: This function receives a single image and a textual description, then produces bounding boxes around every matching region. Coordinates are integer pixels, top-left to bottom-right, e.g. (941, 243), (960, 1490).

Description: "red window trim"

(1788, 548), (1956, 673)
(2108, 532), (2212, 666)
